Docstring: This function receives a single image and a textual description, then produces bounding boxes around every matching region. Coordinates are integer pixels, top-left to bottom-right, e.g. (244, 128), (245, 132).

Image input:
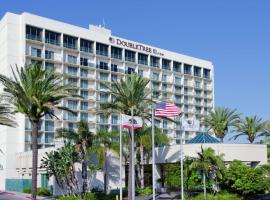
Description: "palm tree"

(0, 64), (79, 200)
(191, 147), (225, 200)
(56, 120), (93, 194)
(136, 126), (169, 188)
(0, 101), (16, 127)
(202, 107), (240, 142)
(100, 73), (153, 199)
(232, 116), (266, 143)
(90, 129), (119, 194)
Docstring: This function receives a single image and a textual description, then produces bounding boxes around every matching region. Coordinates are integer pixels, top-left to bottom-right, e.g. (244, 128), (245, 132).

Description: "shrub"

(136, 187), (152, 196)
(192, 191), (241, 200)
(223, 160), (268, 196)
(37, 187), (52, 196)
(23, 187), (31, 194)
(57, 196), (81, 200)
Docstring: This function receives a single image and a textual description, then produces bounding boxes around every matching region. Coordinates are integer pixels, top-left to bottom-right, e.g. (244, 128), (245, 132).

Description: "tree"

(89, 129), (119, 194)
(232, 116), (266, 143)
(191, 147), (225, 200)
(136, 126), (169, 188)
(0, 101), (16, 127)
(56, 121), (93, 194)
(202, 107), (240, 142)
(41, 143), (80, 195)
(223, 160), (268, 196)
(0, 64), (79, 200)
(100, 73), (153, 199)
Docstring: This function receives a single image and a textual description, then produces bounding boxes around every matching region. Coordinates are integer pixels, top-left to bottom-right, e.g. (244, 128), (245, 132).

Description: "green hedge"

(192, 191), (241, 200)
(23, 187), (52, 196)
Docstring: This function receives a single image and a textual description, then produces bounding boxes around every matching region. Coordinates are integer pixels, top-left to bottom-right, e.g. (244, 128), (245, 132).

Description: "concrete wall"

(155, 143), (268, 165)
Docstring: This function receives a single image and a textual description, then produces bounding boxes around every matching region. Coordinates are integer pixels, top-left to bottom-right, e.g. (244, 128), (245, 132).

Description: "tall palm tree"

(101, 73), (153, 199)
(56, 120), (93, 194)
(232, 116), (266, 143)
(191, 147), (225, 200)
(136, 126), (169, 188)
(202, 107), (240, 142)
(0, 64), (79, 200)
(0, 101), (16, 127)
(89, 129), (119, 194)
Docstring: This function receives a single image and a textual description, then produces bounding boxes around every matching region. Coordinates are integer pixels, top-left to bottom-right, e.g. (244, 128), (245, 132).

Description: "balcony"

(150, 62), (160, 68)
(111, 66), (124, 73)
(26, 34), (42, 42)
(96, 50), (108, 57)
(111, 53), (122, 60)
(80, 46), (93, 53)
(63, 43), (77, 50)
(45, 38), (60, 46)
(45, 137), (54, 144)
(96, 64), (109, 71)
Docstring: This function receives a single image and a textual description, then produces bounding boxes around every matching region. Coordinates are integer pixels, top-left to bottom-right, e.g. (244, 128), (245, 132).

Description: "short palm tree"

(101, 73), (153, 199)
(136, 126), (169, 188)
(232, 116), (266, 143)
(90, 129), (119, 194)
(56, 120), (93, 194)
(191, 147), (225, 200)
(0, 64), (79, 200)
(202, 107), (240, 142)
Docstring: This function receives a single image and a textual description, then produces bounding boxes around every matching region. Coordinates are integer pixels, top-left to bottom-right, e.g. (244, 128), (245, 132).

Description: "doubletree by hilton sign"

(109, 37), (164, 56)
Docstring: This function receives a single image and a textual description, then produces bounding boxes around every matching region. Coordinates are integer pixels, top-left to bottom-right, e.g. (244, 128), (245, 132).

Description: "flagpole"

(180, 115), (184, 200)
(131, 107), (135, 200)
(152, 104), (155, 200)
(119, 114), (122, 200)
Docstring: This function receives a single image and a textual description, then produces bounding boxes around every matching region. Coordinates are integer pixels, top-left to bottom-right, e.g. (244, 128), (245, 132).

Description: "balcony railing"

(111, 54), (122, 60)
(26, 34), (42, 42)
(96, 64), (109, 71)
(63, 43), (77, 50)
(96, 50), (108, 57)
(45, 38), (60, 46)
(80, 46), (93, 53)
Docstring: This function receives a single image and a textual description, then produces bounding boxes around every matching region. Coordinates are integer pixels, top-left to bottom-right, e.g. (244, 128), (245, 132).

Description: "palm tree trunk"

(82, 158), (87, 194)
(140, 143), (144, 189)
(203, 172), (206, 200)
(128, 138), (133, 200)
(31, 121), (39, 200)
(104, 151), (107, 194)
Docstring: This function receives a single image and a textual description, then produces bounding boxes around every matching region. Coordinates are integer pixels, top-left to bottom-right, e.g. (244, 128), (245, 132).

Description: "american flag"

(155, 102), (182, 117)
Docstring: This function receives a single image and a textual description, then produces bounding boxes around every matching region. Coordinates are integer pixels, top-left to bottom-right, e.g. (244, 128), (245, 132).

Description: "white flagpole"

(131, 107), (135, 200)
(152, 105), (156, 200)
(119, 114), (123, 200)
(180, 116), (184, 200)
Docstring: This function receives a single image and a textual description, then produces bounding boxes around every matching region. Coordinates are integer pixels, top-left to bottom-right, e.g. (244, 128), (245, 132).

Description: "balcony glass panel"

(138, 53), (148, 65)
(125, 50), (135, 62)
(45, 30), (60, 46)
(45, 121), (54, 132)
(63, 35), (77, 49)
(150, 56), (160, 68)
(80, 80), (88, 89)
(111, 46), (122, 60)
(173, 61), (181, 72)
(96, 43), (108, 56)
(26, 25), (42, 41)
(45, 50), (54, 60)
(80, 38), (93, 53)
(184, 64), (192, 75)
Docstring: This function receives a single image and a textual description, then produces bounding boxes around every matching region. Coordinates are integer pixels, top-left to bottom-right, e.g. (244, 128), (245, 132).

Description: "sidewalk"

(0, 191), (53, 200)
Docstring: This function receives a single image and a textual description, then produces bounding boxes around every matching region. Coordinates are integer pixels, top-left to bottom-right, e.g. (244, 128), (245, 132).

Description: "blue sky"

(0, 0), (270, 142)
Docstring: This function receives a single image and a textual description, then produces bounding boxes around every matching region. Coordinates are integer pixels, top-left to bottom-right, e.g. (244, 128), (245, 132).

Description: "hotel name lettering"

(112, 38), (164, 56)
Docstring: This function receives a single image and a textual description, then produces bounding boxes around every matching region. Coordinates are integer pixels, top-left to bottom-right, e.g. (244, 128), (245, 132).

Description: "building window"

(173, 61), (181, 72)
(138, 69), (144, 76)
(67, 66), (77, 76)
(162, 74), (167, 82)
(125, 50), (135, 62)
(203, 69), (211, 79)
(162, 59), (171, 70)
(45, 62), (54, 70)
(45, 121), (54, 132)
(80, 69), (88, 77)
(111, 64), (118, 72)
(194, 66), (201, 77)
(153, 91), (160, 98)
(111, 115), (119, 125)
(96, 43), (108, 56)
(81, 90), (88, 99)
(80, 38), (93, 53)
(45, 30), (60, 46)
(98, 72), (109, 81)
(45, 50), (54, 60)
(195, 81), (201, 88)
(184, 64), (192, 75)
(68, 100), (78, 110)
(127, 67), (135, 74)
(152, 82), (160, 90)
(30, 47), (42, 58)
(80, 80), (88, 89)
(111, 74), (118, 81)
(99, 92), (109, 102)
(150, 56), (160, 67)
(111, 46), (122, 60)
(80, 57), (89, 66)
(81, 101), (88, 111)
(26, 25), (42, 41)
(152, 72), (159, 81)
(67, 55), (77, 64)
(138, 53), (148, 65)
(81, 113), (88, 121)
(97, 61), (108, 70)
(175, 77), (181, 85)
(63, 35), (77, 49)
(67, 112), (77, 121)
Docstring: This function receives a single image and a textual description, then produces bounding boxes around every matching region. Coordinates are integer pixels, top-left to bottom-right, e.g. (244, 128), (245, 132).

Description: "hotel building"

(0, 12), (216, 191)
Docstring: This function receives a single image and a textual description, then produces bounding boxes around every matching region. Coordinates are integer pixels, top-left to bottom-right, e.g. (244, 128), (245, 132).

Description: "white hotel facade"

(0, 12), (266, 193)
